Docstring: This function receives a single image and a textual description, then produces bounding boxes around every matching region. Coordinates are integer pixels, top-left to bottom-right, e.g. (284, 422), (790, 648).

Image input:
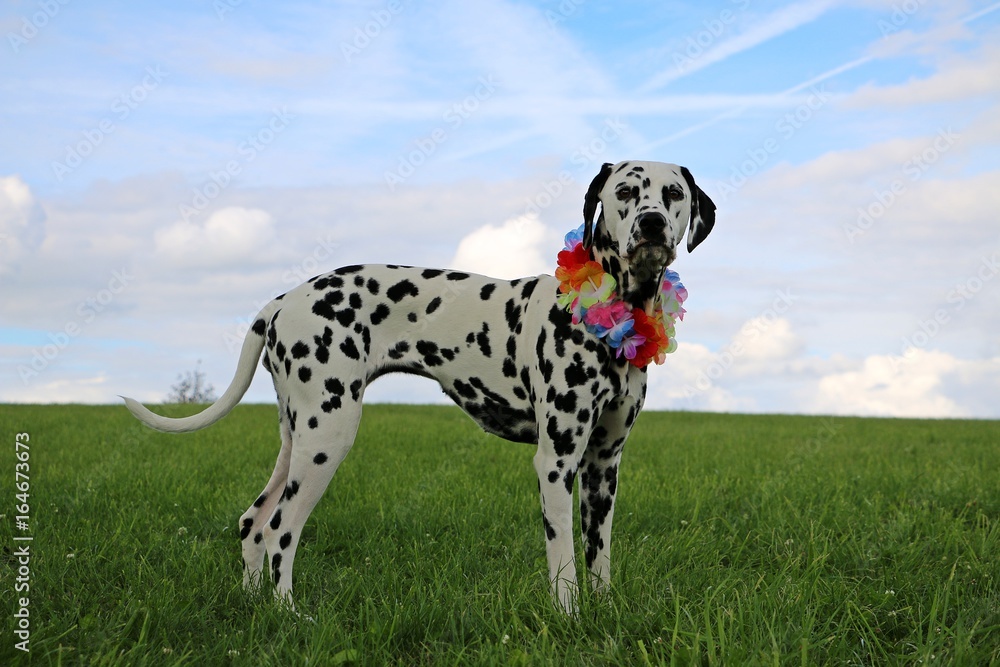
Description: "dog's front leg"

(533, 427), (584, 614)
(578, 398), (636, 594)
(579, 446), (623, 594)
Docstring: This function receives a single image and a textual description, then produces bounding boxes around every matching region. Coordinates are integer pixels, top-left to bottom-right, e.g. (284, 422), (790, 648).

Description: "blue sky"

(2, 0), (999, 417)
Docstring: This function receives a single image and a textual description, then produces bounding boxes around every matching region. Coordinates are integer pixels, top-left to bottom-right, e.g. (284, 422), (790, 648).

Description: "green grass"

(1, 404), (998, 665)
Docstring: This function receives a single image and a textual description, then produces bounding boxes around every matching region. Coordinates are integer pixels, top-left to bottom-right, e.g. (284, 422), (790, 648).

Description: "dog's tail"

(121, 301), (280, 433)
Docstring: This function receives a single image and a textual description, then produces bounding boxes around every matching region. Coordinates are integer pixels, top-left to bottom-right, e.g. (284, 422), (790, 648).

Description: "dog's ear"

(680, 166), (716, 252)
(582, 162), (614, 249)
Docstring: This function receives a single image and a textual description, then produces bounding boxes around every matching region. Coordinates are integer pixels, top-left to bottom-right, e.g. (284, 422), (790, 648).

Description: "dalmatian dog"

(124, 160), (716, 613)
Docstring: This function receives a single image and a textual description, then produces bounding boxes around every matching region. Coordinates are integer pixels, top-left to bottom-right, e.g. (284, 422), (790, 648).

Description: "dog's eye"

(615, 186), (632, 201)
(668, 188), (684, 201)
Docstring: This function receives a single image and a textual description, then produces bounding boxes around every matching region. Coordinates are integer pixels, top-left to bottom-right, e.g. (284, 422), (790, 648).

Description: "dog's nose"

(637, 212), (667, 239)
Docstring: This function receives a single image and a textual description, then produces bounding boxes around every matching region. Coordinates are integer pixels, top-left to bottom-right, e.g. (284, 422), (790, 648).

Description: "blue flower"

(564, 224), (586, 250)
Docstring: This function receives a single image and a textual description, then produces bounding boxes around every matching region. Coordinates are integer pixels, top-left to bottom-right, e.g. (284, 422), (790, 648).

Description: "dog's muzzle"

(628, 212), (675, 280)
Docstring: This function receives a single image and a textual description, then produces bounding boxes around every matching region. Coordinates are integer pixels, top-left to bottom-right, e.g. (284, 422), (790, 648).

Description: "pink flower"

(584, 300), (632, 330)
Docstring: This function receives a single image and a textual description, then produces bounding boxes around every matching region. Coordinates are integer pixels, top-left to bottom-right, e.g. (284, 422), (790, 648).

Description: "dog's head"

(582, 160), (716, 306)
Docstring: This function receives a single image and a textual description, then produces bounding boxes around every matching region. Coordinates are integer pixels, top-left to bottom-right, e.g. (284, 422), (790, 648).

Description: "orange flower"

(555, 245), (595, 293)
(628, 309), (671, 368)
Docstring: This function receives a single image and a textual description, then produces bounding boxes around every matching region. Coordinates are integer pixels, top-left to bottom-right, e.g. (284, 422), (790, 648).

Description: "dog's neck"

(590, 215), (668, 312)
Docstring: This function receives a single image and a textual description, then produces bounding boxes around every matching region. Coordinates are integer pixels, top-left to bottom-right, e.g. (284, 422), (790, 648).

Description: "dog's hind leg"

(239, 411), (292, 591)
(261, 397), (364, 608)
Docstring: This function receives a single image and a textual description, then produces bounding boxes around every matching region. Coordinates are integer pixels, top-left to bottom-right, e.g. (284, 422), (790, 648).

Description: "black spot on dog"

(354, 275), (364, 287)
(271, 553), (282, 582)
(546, 416), (576, 457)
(366, 278), (380, 295)
(321, 396), (342, 412)
(314, 346), (329, 364)
(387, 279), (419, 303)
(313, 275), (344, 291)
(298, 366), (312, 382)
(340, 337), (361, 360)
(254, 532), (262, 544)
(502, 358), (517, 378)
(416, 340), (444, 366)
(371, 304), (390, 325)
(291, 341), (310, 358)
(335, 308), (355, 328)
(563, 470), (575, 494)
(543, 515), (557, 540)
(350, 379), (363, 401)
(283, 481), (299, 501)
(480, 284), (496, 300)
(504, 299), (521, 329)
(388, 341), (409, 360)
(311, 291), (344, 321)
(536, 330), (553, 383)
(279, 532), (292, 550)
(426, 297), (442, 314)
(453, 379), (477, 400)
(325, 378), (345, 396)
(314, 452), (328, 464)
(252, 318), (267, 336)
(408, 312), (417, 323)
(553, 390), (577, 413)
(349, 292), (363, 309)
(446, 272), (469, 281)
(254, 493), (268, 508)
(240, 517), (253, 540)
(476, 323), (491, 357)
(308, 416), (318, 429)
(312, 326), (333, 364)
(421, 269), (444, 279)
(520, 279), (538, 300)
(269, 509), (282, 530)
(335, 265), (364, 275)
(564, 355), (590, 388)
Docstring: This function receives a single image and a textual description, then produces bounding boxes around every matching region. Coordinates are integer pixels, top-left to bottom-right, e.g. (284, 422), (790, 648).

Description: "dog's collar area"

(555, 224), (687, 369)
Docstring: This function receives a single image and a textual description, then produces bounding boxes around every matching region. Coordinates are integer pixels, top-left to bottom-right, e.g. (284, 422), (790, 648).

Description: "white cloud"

(850, 41), (1000, 107)
(448, 215), (557, 279)
(7, 374), (111, 404)
(154, 206), (276, 269)
(647, 316), (1000, 418)
(0, 175), (46, 275)
(645, 316), (814, 413)
(811, 348), (1000, 417)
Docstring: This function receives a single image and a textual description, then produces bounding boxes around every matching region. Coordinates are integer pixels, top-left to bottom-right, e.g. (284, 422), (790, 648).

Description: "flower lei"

(555, 224), (687, 369)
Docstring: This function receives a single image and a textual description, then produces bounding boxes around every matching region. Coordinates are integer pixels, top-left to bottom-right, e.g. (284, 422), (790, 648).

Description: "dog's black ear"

(680, 166), (716, 252)
(582, 162), (614, 249)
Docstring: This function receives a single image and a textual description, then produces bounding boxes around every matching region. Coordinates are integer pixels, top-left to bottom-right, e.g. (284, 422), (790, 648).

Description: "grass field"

(1, 403), (998, 665)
